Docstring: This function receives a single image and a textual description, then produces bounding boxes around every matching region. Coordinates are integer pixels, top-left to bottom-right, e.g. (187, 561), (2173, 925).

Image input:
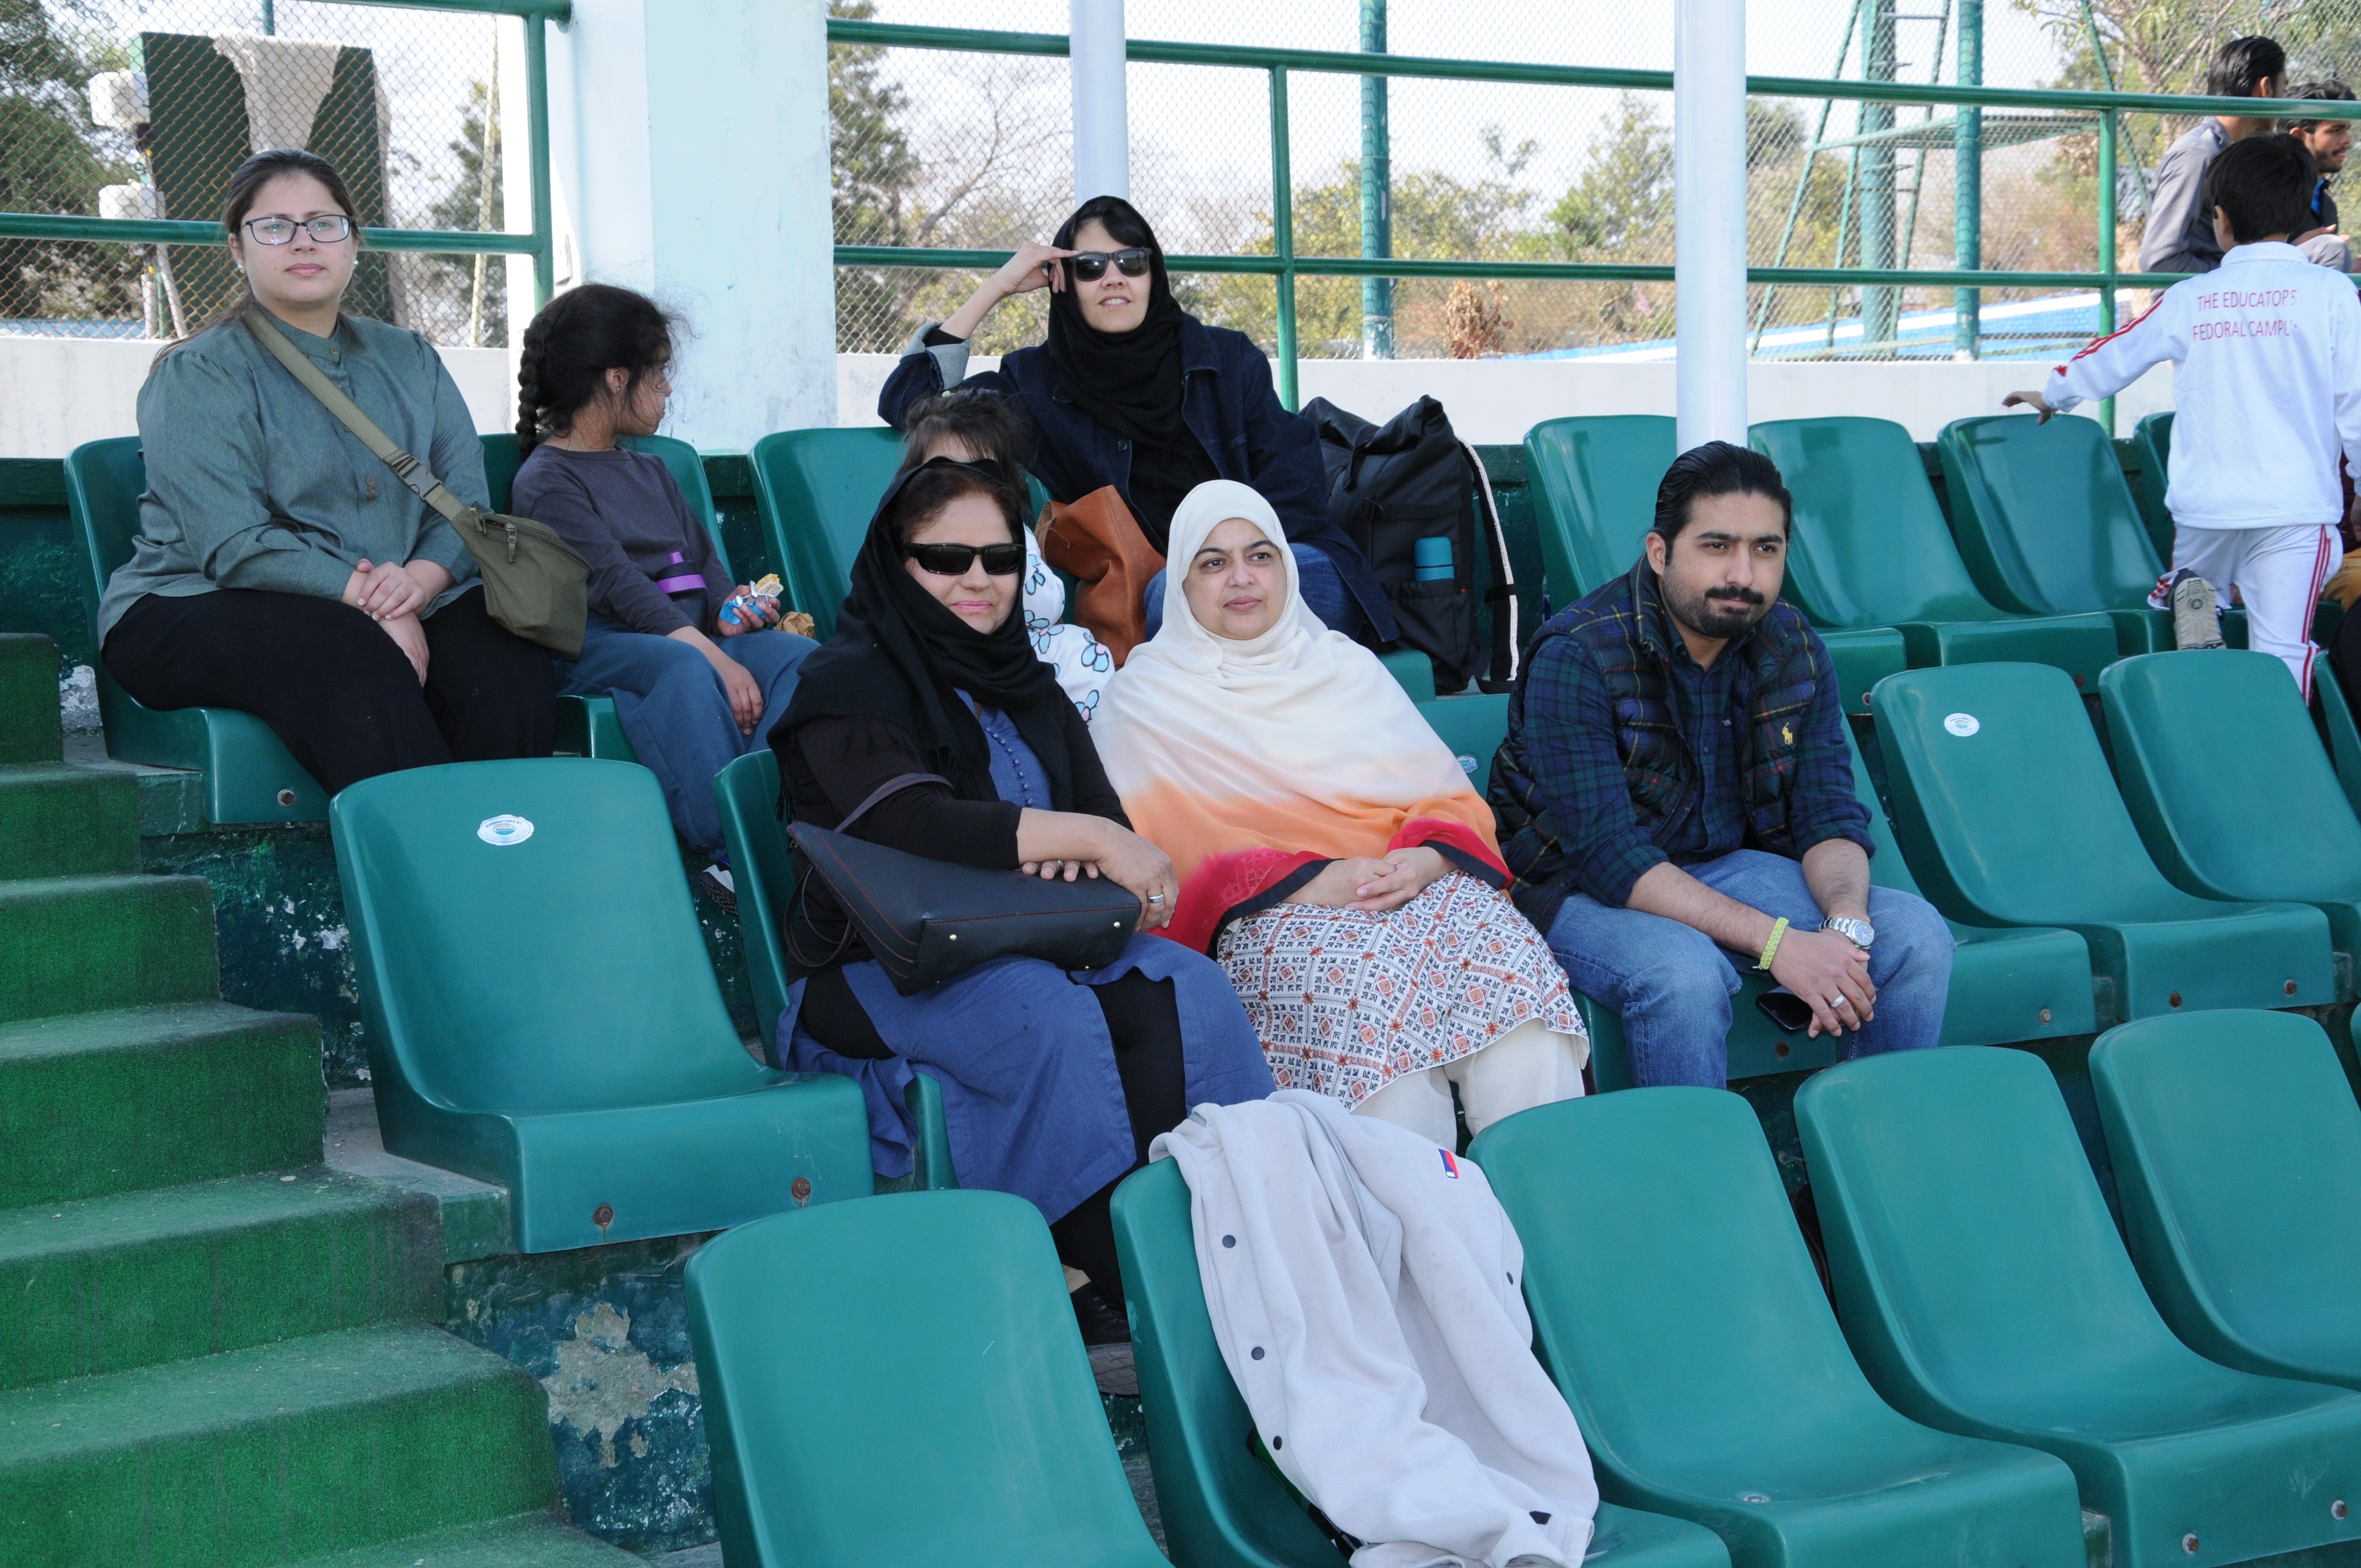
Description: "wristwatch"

(1823, 915), (1875, 950)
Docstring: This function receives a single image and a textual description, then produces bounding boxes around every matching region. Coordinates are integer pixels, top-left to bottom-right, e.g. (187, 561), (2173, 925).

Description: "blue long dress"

(775, 701), (1274, 1223)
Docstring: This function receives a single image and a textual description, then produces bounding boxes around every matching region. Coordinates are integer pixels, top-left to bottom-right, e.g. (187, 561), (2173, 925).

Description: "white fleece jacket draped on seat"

(1151, 1091), (1598, 1568)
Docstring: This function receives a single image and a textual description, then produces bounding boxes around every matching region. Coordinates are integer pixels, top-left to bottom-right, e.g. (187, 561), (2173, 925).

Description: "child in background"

(513, 283), (816, 909)
(896, 390), (1115, 721)
(2008, 132), (2361, 696)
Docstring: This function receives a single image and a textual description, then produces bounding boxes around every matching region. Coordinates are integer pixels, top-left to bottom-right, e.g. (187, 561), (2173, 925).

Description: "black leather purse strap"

(836, 772), (951, 833)
(785, 772), (951, 973)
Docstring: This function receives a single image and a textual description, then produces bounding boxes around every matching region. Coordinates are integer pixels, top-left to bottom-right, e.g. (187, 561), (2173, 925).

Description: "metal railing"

(830, 16), (2361, 415)
(0, 0), (568, 319)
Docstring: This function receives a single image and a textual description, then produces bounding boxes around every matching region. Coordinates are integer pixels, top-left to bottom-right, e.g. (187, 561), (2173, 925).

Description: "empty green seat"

(748, 426), (904, 638)
(1470, 1090), (2085, 1568)
(687, 1189), (1165, 1568)
(1843, 722), (2095, 1044)
(331, 756), (872, 1251)
(2129, 412), (2175, 564)
(484, 431), (734, 766)
(1796, 1046), (2361, 1568)
(1416, 692), (1509, 793)
(63, 436), (330, 824)
(711, 748), (956, 1190)
(2103, 650), (2361, 981)
(1935, 415), (2169, 655)
(1524, 415), (1904, 713)
(1873, 662), (2332, 1020)
(2316, 661), (2361, 821)
(1753, 417), (2120, 688)
(2091, 1010), (2361, 1391)
(1108, 1158), (1732, 1568)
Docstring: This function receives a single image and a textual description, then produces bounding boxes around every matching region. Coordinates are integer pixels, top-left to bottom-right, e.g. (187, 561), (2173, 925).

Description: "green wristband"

(1757, 916), (1790, 972)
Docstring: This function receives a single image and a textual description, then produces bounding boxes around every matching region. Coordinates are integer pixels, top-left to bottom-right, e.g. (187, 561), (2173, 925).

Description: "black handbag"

(787, 772), (1141, 995)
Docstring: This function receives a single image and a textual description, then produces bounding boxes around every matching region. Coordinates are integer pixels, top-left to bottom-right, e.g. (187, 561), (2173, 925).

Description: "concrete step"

(0, 633), (61, 766)
(0, 1001), (322, 1208)
(0, 764), (136, 880)
(283, 1513), (642, 1567)
(0, 1169), (442, 1392)
(0, 872), (220, 1026)
(0, 1324), (561, 1568)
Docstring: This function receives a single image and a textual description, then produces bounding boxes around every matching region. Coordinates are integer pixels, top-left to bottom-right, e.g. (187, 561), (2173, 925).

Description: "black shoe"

(697, 861), (738, 915)
(1070, 1282), (1130, 1346)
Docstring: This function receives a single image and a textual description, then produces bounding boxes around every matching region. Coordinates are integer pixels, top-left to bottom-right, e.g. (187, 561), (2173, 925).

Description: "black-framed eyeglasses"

(1066, 248), (1151, 282)
(243, 214), (353, 246)
(902, 540), (1026, 577)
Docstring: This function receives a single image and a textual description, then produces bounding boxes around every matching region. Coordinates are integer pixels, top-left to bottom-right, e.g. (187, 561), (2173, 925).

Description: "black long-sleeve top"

(779, 707), (1129, 971)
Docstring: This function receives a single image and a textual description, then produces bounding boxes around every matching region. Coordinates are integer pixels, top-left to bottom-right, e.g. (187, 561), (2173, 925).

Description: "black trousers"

(802, 965), (1186, 1311)
(105, 586), (555, 797)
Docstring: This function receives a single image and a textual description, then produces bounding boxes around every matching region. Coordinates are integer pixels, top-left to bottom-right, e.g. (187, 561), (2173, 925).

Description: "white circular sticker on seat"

(478, 814), (535, 846)
(1943, 712), (1981, 737)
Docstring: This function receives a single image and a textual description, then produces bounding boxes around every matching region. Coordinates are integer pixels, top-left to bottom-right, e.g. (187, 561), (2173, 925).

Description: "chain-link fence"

(832, 0), (2361, 364)
(3, 0), (518, 344)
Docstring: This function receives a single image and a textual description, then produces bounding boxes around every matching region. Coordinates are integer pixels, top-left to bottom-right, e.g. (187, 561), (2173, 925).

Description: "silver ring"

(1148, 893), (1166, 903)
(1826, 996), (1848, 1009)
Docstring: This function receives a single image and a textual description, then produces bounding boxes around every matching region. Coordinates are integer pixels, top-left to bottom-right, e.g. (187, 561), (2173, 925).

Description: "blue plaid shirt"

(1512, 600), (1869, 908)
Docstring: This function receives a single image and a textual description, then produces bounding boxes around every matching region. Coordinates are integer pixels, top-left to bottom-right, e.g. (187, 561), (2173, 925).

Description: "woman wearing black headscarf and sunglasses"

(768, 455), (1273, 1351)
(876, 195), (1395, 645)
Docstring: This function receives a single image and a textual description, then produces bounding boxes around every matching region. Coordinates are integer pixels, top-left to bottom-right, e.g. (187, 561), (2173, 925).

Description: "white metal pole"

(1674, 0), (1748, 449)
(1070, 0), (1129, 205)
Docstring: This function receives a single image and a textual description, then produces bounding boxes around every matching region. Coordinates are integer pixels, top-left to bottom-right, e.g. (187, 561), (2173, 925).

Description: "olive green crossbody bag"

(244, 306), (590, 658)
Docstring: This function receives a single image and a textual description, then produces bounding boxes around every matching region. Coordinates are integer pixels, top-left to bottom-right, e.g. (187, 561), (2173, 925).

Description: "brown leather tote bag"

(1036, 486), (1165, 666)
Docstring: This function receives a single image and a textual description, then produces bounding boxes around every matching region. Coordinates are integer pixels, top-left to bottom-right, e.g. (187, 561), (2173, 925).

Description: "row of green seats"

(684, 1012), (2361, 1568)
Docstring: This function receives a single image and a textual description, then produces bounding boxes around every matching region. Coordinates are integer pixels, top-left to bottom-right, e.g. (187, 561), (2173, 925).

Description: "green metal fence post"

(1270, 65), (1299, 409)
(2098, 106), (2118, 434)
(1953, 0), (1982, 357)
(1858, 0), (1899, 352)
(527, 10), (554, 307)
(1359, 0), (1392, 359)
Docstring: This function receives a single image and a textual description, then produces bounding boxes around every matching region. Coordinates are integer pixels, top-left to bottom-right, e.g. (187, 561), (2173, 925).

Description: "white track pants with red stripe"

(2153, 524), (2342, 697)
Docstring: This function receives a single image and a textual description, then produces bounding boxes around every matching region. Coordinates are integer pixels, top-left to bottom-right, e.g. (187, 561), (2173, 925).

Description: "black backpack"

(1300, 395), (1518, 693)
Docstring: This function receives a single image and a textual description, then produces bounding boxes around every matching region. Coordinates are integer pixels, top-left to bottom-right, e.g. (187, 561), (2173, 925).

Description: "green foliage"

(830, 0), (923, 351)
(0, 0), (137, 320)
(420, 79), (505, 346)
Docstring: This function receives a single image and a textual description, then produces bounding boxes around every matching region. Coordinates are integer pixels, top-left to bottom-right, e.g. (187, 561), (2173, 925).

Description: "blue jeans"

(1545, 848), (1954, 1088)
(1143, 542), (1361, 640)
(557, 616), (815, 854)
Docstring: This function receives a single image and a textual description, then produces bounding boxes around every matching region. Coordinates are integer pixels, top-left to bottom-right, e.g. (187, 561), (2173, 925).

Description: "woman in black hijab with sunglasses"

(769, 455), (1273, 1352)
(877, 195), (1395, 643)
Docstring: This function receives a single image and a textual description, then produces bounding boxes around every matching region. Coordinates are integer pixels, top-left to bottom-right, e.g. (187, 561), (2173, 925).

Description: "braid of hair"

(515, 325), (548, 455)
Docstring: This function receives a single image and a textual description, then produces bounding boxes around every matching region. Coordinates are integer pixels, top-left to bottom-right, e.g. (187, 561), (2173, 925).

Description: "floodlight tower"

(1675, 0), (1748, 448)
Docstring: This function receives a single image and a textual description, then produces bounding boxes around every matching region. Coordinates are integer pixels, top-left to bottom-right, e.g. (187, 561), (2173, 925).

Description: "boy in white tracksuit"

(2011, 132), (2361, 696)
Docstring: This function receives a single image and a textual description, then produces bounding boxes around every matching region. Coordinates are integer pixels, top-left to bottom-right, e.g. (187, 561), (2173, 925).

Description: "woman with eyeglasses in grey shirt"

(100, 149), (554, 796)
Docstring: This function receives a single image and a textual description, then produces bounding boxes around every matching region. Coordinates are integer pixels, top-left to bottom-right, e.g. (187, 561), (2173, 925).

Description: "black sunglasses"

(902, 540), (1026, 576)
(1065, 248), (1151, 282)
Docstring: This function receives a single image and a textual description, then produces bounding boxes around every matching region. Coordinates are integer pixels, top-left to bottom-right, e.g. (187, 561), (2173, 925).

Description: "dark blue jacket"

(878, 319), (1396, 639)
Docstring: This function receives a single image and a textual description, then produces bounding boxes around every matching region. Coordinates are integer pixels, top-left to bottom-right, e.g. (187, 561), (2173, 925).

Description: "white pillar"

(1070, 0), (1129, 204)
(537, 0), (836, 447)
(1673, 0), (1747, 450)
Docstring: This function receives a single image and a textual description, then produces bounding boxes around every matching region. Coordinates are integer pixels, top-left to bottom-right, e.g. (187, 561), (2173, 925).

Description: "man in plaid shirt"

(1490, 442), (1952, 1087)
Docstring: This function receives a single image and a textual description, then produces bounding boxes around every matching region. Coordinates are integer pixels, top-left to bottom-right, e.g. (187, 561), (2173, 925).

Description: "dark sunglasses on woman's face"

(902, 540), (1027, 577)
(1066, 248), (1151, 282)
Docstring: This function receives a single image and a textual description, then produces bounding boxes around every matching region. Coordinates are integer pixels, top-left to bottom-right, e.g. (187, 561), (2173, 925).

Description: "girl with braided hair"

(512, 283), (815, 910)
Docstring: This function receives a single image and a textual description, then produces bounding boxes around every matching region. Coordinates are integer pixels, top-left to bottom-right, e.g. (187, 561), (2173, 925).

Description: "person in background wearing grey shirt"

(2283, 80), (2357, 270)
(511, 285), (815, 911)
(100, 149), (554, 796)
(2140, 35), (2286, 276)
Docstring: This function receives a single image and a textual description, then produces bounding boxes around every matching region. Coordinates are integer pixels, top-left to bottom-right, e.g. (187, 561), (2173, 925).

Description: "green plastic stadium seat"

(1753, 417), (2120, 688)
(2318, 662), (2361, 821)
(2091, 1010), (2361, 1391)
(1470, 1090), (2085, 1568)
(1381, 648), (1437, 701)
(711, 748), (956, 1191)
(748, 426), (905, 638)
(330, 757), (873, 1251)
(485, 431), (734, 767)
(1873, 662), (2333, 1020)
(1796, 1046), (2361, 1568)
(1935, 415), (2170, 655)
(687, 1189), (1166, 1568)
(1843, 722), (2096, 1044)
(1524, 415), (1904, 713)
(63, 436), (330, 824)
(1415, 692), (1508, 793)
(2129, 412), (2175, 564)
(1108, 1158), (1732, 1568)
(2103, 650), (2361, 984)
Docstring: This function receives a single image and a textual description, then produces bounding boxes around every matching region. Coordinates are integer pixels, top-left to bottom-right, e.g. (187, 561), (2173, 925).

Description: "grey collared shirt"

(99, 311), (484, 639)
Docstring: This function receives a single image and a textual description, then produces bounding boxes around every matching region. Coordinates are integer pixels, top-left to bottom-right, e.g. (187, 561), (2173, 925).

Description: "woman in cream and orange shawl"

(1095, 480), (1587, 1148)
